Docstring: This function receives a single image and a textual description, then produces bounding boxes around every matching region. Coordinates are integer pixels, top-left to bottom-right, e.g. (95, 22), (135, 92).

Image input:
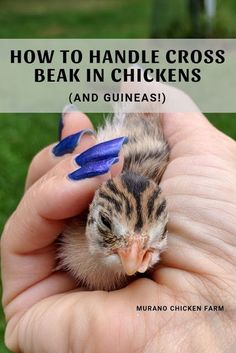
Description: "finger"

(1, 154), (123, 307)
(160, 112), (236, 165)
(5, 157), (114, 252)
(60, 108), (94, 140)
(7, 282), (157, 353)
(25, 135), (96, 190)
(25, 110), (96, 189)
(26, 129), (126, 190)
(121, 70), (235, 160)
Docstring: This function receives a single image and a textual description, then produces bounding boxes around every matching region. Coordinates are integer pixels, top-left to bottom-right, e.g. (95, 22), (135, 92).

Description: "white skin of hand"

(1, 110), (236, 353)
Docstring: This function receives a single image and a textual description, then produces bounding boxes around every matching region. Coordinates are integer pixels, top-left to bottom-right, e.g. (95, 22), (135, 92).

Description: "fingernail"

(58, 104), (78, 140)
(68, 157), (119, 181)
(75, 137), (128, 166)
(53, 129), (95, 157)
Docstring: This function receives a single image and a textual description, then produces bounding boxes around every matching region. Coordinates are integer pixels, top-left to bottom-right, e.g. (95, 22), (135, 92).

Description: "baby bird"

(58, 112), (169, 290)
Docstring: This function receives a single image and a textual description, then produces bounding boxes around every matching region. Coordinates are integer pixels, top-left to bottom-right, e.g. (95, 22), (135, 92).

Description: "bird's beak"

(117, 241), (152, 276)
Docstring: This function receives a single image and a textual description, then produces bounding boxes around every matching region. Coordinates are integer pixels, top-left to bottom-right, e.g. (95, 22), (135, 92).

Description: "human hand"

(1, 108), (236, 352)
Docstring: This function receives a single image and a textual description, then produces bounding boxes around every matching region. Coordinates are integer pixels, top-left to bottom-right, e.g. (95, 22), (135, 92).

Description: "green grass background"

(0, 0), (236, 351)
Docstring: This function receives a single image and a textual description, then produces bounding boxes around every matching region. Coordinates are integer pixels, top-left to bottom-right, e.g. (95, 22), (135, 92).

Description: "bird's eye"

(100, 214), (112, 230)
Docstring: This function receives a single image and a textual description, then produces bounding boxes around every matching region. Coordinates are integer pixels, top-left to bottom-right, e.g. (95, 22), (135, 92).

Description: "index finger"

(25, 110), (96, 189)
(121, 77), (236, 161)
(3, 157), (112, 254)
(1, 154), (123, 311)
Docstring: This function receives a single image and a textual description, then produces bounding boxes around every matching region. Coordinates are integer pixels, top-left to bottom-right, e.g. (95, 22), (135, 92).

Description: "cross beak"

(117, 241), (152, 276)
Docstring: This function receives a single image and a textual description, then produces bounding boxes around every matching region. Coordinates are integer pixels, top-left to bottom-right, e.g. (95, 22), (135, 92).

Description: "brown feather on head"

(86, 172), (168, 277)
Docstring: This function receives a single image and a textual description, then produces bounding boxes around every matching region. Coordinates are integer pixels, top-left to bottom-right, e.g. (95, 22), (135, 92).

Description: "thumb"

(121, 76), (233, 159)
(161, 111), (212, 155)
(161, 112), (236, 161)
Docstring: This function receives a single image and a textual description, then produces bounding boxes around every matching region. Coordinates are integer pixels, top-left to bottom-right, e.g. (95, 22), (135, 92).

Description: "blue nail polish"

(58, 104), (79, 140)
(75, 137), (128, 166)
(68, 157), (119, 181)
(53, 129), (95, 157)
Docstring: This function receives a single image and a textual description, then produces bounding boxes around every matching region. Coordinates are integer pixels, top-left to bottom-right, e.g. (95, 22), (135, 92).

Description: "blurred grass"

(0, 0), (236, 352)
(0, 113), (104, 228)
(0, 0), (151, 38)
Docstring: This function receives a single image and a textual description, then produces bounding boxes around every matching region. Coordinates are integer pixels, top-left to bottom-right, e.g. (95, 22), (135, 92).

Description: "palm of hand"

(3, 115), (236, 353)
(90, 124), (236, 352)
